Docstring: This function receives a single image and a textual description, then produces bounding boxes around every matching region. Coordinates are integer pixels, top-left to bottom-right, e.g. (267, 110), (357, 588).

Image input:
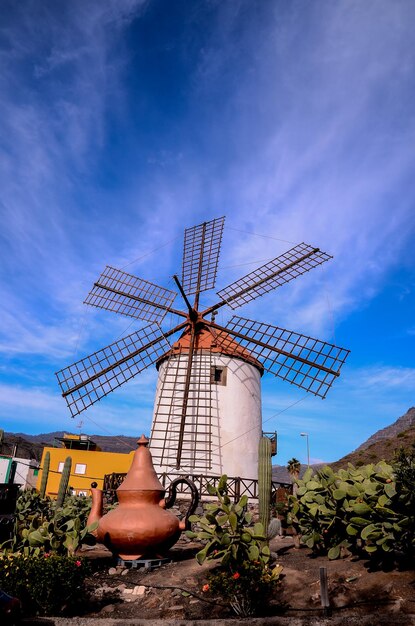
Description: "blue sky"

(0, 0), (414, 466)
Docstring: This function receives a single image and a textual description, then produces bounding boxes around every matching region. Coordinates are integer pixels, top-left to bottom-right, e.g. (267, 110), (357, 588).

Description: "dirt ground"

(76, 536), (415, 621)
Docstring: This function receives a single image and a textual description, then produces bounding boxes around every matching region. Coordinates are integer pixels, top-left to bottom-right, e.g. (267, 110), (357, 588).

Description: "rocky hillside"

(356, 406), (415, 451)
(331, 406), (415, 469)
(272, 407), (415, 477)
(0, 433), (44, 461)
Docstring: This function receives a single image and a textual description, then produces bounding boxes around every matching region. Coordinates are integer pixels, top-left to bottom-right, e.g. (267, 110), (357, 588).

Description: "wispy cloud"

(353, 365), (415, 391)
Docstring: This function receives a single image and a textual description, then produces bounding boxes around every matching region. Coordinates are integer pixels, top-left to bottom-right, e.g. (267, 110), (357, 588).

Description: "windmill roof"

(157, 323), (264, 374)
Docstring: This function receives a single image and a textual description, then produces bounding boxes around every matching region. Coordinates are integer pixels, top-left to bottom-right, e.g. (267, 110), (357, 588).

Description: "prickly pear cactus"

(287, 461), (409, 561)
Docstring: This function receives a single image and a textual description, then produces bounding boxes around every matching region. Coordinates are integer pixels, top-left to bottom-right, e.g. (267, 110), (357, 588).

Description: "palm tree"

(287, 458), (301, 494)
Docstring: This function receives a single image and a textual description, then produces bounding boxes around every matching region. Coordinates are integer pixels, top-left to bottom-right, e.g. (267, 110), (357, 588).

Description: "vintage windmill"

(56, 216), (349, 480)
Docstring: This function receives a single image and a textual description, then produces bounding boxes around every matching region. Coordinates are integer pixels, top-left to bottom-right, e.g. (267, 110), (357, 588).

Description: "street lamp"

(300, 432), (310, 468)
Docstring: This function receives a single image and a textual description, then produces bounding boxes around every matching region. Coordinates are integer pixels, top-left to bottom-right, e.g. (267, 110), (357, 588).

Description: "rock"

(123, 588), (133, 595)
(166, 604), (184, 611)
(100, 604), (115, 613)
(108, 567), (117, 575)
(190, 599), (199, 604)
(132, 585), (146, 596)
(121, 568), (129, 575)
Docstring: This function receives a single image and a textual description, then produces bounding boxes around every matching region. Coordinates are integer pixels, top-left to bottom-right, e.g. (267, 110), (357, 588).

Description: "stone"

(123, 588), (133, 595)
(132, 585), (146, 596)
(108, 567), (117, 575)
(166, 605), (184, 611)
(100, 604), (115, 613)
(121, 568), (129, 575)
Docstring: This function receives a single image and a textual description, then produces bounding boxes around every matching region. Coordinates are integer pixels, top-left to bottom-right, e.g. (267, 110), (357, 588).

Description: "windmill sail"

(84, 266), (178, 323)
(56, 324), (172, 417)
(150, 345), (218, 473)
(182, 216), (225, 297)
(216, 243), (331, 310)
(224, 316), (350, 398)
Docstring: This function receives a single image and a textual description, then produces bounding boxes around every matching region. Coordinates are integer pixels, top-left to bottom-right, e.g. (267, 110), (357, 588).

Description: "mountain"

(0, 433), (44, 461)
(272, 407), (415, 477)
(355, 407), (415, 451)
(6, 431), (139, 455)
(330, 406), (415, 469)
(6, 407), (415, 471)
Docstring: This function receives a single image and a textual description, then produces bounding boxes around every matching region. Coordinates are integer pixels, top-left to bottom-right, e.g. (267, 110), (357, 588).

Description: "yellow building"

(36, 433), (134, 497)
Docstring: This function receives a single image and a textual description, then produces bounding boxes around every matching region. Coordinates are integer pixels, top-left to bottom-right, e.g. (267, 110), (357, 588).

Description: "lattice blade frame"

(217, 243), (331, 310)
(84, 266), (177, 324)
(182, 216), (225, 295)
(56, 324), (171, 417)
(150, 347), (215, 472)
(226, 316), (350, 398)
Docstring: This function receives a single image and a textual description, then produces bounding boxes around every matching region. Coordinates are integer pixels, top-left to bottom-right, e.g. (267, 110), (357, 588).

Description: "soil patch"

(73, 537), (415, 622)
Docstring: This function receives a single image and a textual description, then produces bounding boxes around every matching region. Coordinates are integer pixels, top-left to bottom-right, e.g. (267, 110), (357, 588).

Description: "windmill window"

(57, 462), (65, 473)
(211, 366), (227, 386)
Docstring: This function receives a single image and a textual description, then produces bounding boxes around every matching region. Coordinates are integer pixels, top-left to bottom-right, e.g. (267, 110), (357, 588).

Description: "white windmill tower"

(56, 216), (349, 482)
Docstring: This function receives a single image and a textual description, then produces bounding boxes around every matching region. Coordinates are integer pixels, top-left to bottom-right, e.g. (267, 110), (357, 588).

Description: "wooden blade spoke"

(226, 316), (350, 398)
(216, 243), (332, 310)
(55, 324), (173, 417)
(84, 266), (180, 323)
(182, 216), (225, 298)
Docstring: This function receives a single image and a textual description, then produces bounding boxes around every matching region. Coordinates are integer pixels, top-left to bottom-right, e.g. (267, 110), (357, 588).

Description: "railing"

(103, 471), (292, 502)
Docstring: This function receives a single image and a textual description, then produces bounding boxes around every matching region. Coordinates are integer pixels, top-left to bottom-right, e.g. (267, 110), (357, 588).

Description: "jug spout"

(86, 481), (103, 534)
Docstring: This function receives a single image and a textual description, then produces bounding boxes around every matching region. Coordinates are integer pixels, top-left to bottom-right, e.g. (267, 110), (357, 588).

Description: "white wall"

(150, 353), (262, 480)
(0, 457), (11, 482)
(13, 457), (39, 488)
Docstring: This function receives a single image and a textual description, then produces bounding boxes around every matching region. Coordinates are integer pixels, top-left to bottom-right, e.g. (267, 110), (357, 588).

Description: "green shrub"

(286, 462), (413, 563)
(186, 474), (271, 568)
(0, 553), (90, 616)
(393, 445), (415, 559)
(188, 475), (283, 617)
(2, 489), (96, 556)
(204, 560), (283, 617)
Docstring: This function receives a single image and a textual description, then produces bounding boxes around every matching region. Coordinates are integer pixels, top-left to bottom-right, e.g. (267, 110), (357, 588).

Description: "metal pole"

(300, 432), (310, 468)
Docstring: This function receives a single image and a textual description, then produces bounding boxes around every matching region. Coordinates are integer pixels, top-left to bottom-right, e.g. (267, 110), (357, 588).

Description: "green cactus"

(39, 451), (50, 498)
(286, 461), (410, 562)
(186, 475), (270, 569)
(56, 457), (72, 508)
(258, 436), (272, 533)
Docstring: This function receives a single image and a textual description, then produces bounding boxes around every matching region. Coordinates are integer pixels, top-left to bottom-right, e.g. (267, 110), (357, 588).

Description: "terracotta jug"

(87, 435), (199, 560)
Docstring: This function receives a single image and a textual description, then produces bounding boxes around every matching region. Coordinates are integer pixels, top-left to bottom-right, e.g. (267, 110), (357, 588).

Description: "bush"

(0, 553), (90, 616)
(188, 475), (283, 616)
(393, 445), (415, 559)
(204, 560), (283, 617)
(286, 460), (415, 565)
(2, 490), (96, 556)
(186, 474), (271, 568)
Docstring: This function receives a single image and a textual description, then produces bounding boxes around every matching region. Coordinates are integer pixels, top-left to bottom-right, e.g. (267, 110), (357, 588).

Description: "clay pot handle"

(164, 478), (199, 530)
